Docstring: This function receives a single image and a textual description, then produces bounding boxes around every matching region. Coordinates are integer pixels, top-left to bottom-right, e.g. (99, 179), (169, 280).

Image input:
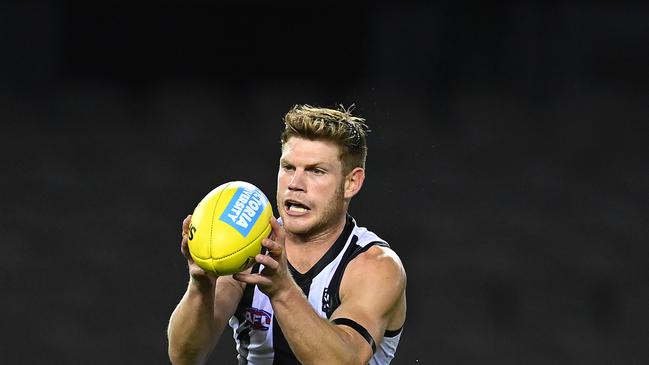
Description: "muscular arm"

(167, 215), (245, 365)
(167, 276), (243, 365)
(235, 218), (407, 365)
(272, 246), (406, 364)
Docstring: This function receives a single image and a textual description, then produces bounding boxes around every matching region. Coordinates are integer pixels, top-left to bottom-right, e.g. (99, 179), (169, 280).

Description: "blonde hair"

(280, 104), (369, 174)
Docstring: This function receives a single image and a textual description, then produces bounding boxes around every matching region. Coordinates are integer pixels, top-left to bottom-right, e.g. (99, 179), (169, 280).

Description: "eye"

(281, 163), (294, 172)
(312, 168), (326, 175)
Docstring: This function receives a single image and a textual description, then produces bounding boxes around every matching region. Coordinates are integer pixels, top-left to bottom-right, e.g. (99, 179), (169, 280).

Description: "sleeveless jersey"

(228, 215), (403, 364)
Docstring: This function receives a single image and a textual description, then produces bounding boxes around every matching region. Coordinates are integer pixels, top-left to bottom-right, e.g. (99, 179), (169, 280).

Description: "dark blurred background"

(2, 1), (648, 364)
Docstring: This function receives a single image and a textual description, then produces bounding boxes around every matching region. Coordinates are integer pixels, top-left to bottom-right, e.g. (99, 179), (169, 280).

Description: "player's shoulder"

(339, 243), (406, 308)
(345, 219), (406, 284)
(349, 244), (406, 280)
(349, 222), (403, 271)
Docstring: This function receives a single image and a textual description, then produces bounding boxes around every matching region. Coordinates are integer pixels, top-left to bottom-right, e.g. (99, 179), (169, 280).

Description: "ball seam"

(211, 218), (271, 260)
(209, 182), (229, 271)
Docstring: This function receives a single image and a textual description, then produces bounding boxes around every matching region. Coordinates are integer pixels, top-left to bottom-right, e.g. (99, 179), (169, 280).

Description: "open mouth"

(285, 199), (310, 213)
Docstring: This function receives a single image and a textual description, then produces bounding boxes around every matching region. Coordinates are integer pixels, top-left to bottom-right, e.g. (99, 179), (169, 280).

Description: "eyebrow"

(280, 158), (330, 170)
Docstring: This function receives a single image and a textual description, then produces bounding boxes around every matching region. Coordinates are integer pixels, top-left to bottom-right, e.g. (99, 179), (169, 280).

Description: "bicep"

(329, 247), (406, 357)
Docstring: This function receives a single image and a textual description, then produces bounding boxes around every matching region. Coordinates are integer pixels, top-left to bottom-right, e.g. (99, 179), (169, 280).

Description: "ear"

(343, 167), (365, 200)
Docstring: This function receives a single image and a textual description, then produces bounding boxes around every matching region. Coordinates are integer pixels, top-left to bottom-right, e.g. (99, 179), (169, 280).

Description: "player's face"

(276, 137), (346, 238)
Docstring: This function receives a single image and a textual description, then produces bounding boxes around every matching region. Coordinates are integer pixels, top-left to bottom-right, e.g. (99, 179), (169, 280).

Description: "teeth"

(289, 205), (307, 212)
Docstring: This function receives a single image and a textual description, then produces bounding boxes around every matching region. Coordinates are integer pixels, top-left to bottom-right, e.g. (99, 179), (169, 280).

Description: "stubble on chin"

(279, 184), (346, 240)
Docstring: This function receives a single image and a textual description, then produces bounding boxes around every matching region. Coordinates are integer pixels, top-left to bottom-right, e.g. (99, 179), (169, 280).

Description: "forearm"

(167, 280), (224, 365)
(271, 284), (363, 365)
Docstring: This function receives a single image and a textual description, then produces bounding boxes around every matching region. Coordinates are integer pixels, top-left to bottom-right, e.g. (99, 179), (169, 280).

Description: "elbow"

(167, 335), (182, 364)
(168, 342), (204, 365)
(167, 346), (186, 365)
(167, 349), (182, 365)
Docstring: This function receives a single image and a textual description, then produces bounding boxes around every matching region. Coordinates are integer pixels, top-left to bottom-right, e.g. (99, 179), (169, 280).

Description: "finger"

(269, 216), (285, 245)
(181, 235), (188, 252)
(180, 235), (194, 263)
(182, 214), (192, 235)
(233, 273), (273, 286)
(255, 253), (279, 270)
(261, 237), (282, 256)
(180, 239), (190, 259)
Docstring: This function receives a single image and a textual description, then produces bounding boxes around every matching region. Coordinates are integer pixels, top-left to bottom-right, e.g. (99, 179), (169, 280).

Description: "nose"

(288, 169), (305, 192)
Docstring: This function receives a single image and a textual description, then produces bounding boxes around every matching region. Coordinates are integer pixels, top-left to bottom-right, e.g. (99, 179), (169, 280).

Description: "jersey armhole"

(384, 325), (403, 338)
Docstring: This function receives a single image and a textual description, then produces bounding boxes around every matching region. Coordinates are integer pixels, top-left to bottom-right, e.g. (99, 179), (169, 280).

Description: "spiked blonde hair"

(280, 104), (369, 174)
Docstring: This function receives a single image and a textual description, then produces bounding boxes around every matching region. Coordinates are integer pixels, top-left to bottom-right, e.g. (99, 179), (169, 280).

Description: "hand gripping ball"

(188, 181), (273, 275)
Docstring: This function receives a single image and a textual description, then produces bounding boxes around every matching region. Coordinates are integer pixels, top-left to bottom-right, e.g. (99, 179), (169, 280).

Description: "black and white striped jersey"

(227, 215), (403, 364)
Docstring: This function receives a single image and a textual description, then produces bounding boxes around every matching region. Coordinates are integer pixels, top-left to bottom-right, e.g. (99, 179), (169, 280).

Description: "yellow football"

(188, 181), (273, 275)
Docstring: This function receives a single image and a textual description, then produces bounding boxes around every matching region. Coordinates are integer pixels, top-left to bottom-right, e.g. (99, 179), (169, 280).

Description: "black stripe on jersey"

(234, 263), (261, 365)
(289, 265), (313, 297)
(236, 263), (261, 314)
(331, 317), (377, 354)
(271, 318), (300, 365)
(322, 238), (389, 318)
